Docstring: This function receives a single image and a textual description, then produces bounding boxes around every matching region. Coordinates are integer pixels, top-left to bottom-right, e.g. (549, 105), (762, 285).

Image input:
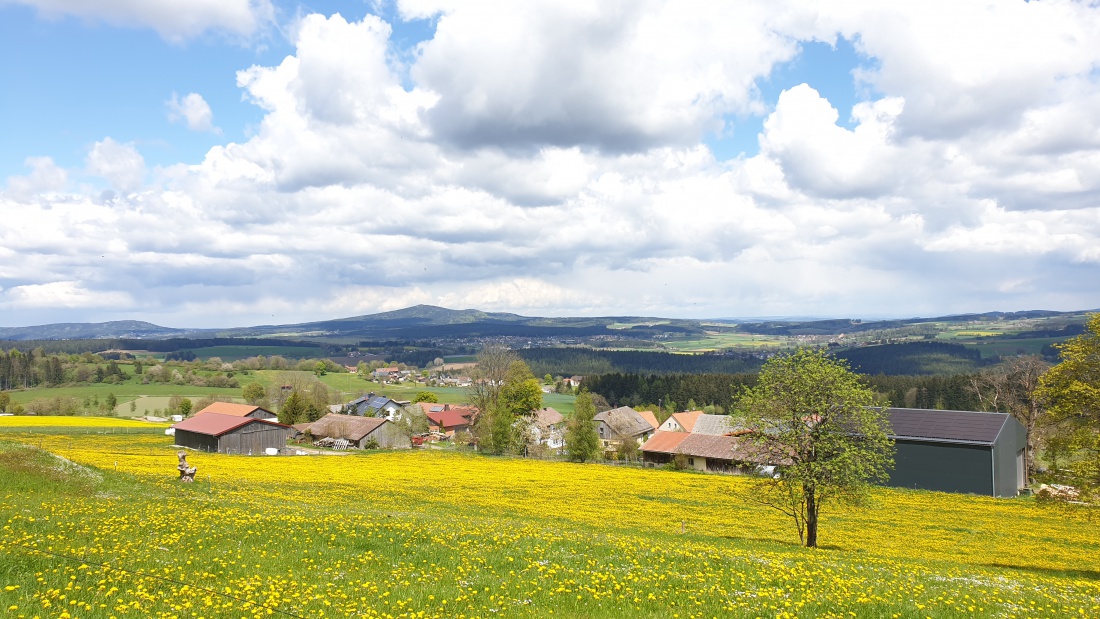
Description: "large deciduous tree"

(738, 348), (893, 548)
(467, 345), (542, 455)
(1037, 313), (1100, 502)
(969, 354), (1049, 484)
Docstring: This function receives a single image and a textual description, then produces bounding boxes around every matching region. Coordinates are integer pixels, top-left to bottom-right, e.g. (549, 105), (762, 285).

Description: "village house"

(342, 394), (406, 419)
(528, 407), (565, 449)
(594, 406), (659, 447)
(658, 410), (703, 433)
(304, 413), (411, 449)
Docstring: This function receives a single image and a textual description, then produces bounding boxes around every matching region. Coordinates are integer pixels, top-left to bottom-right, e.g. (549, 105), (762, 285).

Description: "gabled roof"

(885, 408), (1012, 446)
(306, 413), (388, 442)
(532, 407), (564, 427)
(427, 410), (470, 428)
(174, 412), (289, 437)
(595, 406), (655, 438)
(641, 431), (772, 464)
(677, 433), (772, 464)
(417, 402), (447, 415)
(196, 402), (274, 418)
(636, 410), (660, 430)
(669, 410), (703, 432)
(692, 414), (741, 436)
(641, 431), (690, 453)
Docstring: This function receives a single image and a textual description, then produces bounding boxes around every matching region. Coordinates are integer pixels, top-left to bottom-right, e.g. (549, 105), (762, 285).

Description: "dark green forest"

(517, 348), (763, 377)
(581, 371), (982, 413)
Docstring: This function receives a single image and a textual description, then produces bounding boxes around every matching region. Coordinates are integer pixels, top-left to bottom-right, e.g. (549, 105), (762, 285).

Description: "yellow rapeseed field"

(2, 430), (1099, 618)
(0, 416), (169, 429)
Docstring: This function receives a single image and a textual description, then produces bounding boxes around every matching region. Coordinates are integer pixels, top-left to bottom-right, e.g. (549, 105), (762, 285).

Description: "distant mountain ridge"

(0, 305), (1092, 341)
(0, 320), (191, 341)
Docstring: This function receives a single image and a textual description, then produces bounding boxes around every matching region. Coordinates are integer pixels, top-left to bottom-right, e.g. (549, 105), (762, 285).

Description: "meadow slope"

(1, 417), (1098, 618)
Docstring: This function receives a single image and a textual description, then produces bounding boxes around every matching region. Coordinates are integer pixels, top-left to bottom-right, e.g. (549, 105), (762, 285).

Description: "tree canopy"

(566, 391), (601, 463)
(1037, 313), (1100, 501)
(738, 348), (893, 548)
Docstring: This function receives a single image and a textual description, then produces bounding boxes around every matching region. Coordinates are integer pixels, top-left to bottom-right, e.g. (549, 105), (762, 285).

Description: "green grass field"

(176, 344), (324, 361)
(7, 383), (245, 406)
(0, 428), (1097, 618)
(661, 332), (789, 352)
(966, 336), (1067, 357)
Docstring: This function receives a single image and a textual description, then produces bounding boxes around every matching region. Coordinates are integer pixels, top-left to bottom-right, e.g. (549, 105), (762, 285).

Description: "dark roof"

(691, 414), (741, 436)
(174, 412), (289, 437)
(595, 406), (654, 438)
(885, 408), (1010, 446)
(306, 413), (388, 441)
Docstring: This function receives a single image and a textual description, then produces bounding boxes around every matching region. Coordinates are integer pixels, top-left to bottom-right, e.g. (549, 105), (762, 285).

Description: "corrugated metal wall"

(888, 441), (992, 495)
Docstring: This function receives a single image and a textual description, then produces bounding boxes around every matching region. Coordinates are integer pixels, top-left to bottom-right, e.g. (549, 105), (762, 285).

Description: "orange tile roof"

(196, 402), (265, 417)
(671, 410), (704, 432)
(641, 431), (690, 453)
(636, 410), (660, 430)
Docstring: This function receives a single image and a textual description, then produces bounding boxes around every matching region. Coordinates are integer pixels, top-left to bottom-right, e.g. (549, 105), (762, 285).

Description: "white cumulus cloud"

(4, 156), (67, 199)
(167, 92), (220, 134)
(86, 138), (146, 192)
(5, 0), (274, 42)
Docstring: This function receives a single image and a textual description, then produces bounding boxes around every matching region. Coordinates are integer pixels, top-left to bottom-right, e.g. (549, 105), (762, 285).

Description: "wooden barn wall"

(174, 429), (219, 452)
(217, 424), (289, 455)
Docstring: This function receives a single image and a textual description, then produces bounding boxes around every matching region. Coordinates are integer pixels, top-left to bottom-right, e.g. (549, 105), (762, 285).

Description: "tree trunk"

(804, 486), (818, 548)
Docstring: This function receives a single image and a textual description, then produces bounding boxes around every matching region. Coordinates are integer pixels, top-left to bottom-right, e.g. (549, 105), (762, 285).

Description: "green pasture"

(661, 331), (789, 352)
(7, 383), (245, 406)
(177, 344), (323, 361)
(967, 336), (1069, 358)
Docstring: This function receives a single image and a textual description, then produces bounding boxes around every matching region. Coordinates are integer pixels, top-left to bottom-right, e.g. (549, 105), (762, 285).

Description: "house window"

(688, 458), (695, 466)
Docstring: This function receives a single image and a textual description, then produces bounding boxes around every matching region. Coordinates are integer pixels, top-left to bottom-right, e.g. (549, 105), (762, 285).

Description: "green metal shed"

(885, 408), (1026, 497)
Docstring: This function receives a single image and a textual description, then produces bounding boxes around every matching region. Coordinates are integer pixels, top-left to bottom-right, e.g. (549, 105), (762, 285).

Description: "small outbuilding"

(305, 413), (412, 449)
(173, 412), (291, 454)
(884, 408), (1026, 498)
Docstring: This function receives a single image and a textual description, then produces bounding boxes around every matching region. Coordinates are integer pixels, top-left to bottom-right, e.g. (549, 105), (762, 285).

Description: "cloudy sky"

(2, 0), (1099, 328)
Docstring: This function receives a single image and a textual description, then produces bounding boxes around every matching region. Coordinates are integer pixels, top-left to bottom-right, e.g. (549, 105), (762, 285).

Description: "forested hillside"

(833, 342), (985, 375)
(583, 372), (982, 412)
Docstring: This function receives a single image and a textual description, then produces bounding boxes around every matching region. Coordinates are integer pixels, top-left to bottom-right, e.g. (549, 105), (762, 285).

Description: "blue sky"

(1, 1), (1099, 327)
(0, 3), (864, 173)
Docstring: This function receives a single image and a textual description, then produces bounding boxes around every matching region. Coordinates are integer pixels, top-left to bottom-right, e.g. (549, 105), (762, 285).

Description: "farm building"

(594, 406), (659, 446)
(641, 431), (771, 473)
(305, 413), (412, 449)
(194, 402), (277, 420)
(173, 413), (291, 454)
(884, 408), (1026, 498)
